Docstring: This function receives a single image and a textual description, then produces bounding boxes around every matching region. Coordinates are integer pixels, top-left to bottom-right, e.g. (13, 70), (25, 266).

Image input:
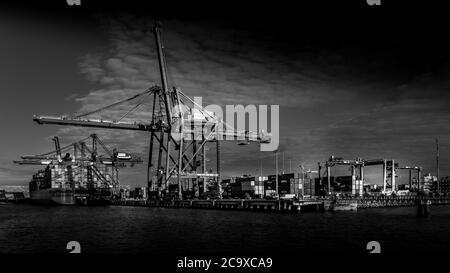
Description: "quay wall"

(110, 196), (450, 211)
(110, 198), (312, 212)
(328, 196), (450, 209)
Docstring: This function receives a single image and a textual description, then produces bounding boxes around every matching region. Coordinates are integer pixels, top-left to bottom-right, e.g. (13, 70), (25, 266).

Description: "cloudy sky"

(1, 1), (449, 187)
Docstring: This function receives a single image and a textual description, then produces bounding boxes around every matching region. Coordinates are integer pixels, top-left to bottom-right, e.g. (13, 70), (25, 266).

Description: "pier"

(354, 196), (450, 208)
(110, 198), (324, 212)
(110, 196), (450, 212)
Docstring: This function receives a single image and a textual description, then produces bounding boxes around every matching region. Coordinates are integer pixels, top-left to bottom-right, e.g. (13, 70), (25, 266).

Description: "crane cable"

(74, 88), (154, 119)
(116, 91), (153, 122)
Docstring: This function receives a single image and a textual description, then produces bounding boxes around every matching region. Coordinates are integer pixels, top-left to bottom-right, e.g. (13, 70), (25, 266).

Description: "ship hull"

(30, 188), (112, 206)
(28, 162), (114, 206)
(30, 188), (76, 205)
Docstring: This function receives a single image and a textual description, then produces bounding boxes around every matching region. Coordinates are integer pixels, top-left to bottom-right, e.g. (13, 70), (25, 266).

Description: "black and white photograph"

(1, 0), (450, 269)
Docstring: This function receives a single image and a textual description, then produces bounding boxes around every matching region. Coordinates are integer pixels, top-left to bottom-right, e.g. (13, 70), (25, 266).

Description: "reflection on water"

(1, 203), (449, 253)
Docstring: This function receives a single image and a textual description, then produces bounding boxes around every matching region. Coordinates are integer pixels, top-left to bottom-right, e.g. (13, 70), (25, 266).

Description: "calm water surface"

(1, 203), (449, 253)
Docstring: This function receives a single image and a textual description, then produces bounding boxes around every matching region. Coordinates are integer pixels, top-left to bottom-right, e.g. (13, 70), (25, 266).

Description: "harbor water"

(1, 203), (450, 253)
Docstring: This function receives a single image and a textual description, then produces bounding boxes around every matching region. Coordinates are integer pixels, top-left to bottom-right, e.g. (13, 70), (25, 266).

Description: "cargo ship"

(16, 134), (142, 205)
(29, 163), (114, 206)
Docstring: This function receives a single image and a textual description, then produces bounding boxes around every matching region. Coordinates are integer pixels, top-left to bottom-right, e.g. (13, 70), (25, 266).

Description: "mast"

(275, 151), (278, 195)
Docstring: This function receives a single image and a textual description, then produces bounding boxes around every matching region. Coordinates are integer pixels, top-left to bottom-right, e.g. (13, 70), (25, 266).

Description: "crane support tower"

(33, 21), (271, 200)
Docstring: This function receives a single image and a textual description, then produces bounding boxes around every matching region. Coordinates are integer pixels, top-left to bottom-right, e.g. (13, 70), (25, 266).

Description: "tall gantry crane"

(14, 134), (143, 192)
(32, 21), (271, 199)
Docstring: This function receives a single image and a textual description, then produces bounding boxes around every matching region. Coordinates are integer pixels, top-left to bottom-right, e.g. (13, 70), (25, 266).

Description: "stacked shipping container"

(49, 163), (115, 190)
(223, 173), (303, 198)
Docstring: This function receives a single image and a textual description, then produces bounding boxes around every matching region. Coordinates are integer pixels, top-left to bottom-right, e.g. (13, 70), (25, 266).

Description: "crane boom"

(34, 115), (270, 143)
(33, 115), (152, 131)
(14, 134), (143, 166)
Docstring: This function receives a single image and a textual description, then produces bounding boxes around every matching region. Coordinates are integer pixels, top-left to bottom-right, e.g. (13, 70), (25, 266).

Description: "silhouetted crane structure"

(33, 22), (270, 199)
(363, 159), (398, 192)
(397, 165), (422, 192)
(322, 156), (365, 195)
(319, 156), (424, 195)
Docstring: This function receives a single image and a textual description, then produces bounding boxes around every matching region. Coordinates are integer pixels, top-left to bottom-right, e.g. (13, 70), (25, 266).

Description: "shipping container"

(241, 181), (255, 191)
(265, 190), (277, 197)
(254, 185), (264, 196)
(314, 178), (326, 196)
(235, 176), (255, 183)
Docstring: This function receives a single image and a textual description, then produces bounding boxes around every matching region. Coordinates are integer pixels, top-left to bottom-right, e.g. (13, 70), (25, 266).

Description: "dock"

(110, 196), (450, 212)
(110, 198), (325, 212)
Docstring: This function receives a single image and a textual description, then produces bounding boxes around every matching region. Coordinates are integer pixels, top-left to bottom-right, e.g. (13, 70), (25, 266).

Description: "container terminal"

(13, 21), (450, 212)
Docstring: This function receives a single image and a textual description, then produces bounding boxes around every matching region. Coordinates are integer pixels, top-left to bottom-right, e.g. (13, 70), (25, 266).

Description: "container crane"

(32, 21), (271, 200)
(14, 134), (143, 192)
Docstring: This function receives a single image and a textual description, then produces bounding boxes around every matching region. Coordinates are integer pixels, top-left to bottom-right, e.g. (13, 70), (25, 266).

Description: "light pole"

(299, 164), (305, 198)
(275, 151), (279, 198)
